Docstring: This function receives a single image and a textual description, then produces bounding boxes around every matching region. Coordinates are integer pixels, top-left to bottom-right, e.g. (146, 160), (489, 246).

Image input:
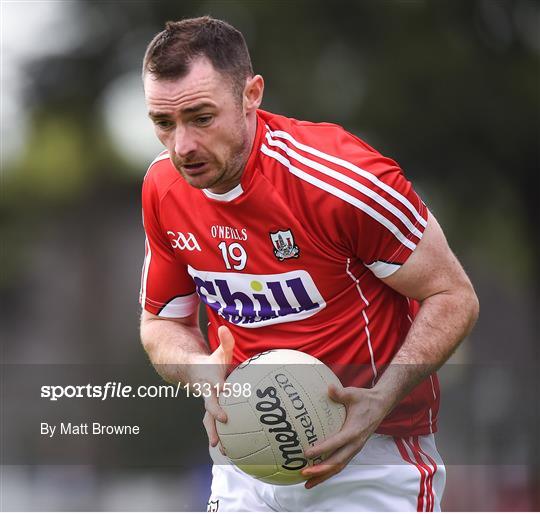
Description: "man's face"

(144, 58), (250, 192)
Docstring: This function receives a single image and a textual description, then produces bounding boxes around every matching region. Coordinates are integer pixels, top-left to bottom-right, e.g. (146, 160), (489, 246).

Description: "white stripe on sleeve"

(265, 133), (423, 239)
(365, 261), (402, 278)
(159, 293), (199, 318)
(140, 236), (151, 307)
(261, 143), (417, 251)
(267, 127), (426, 228)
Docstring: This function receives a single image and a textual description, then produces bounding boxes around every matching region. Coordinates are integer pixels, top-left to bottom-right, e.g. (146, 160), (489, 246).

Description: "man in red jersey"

(139, 16), (478, 511)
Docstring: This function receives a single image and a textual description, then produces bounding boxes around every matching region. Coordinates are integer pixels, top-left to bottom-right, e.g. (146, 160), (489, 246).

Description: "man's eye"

(194, 115), (213, 126)
(154, 120), (173, 130)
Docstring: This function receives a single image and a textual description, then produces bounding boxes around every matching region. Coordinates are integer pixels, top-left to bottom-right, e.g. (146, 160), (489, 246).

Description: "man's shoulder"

(142, 150), (183, 200)
(257, 110), (405, 198)
(257, 109), (382, 161)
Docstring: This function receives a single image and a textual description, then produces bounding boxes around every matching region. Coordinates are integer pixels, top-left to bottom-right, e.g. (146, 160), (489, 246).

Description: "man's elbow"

(461, 280), (480, 334)
(139, 316), (158, 356)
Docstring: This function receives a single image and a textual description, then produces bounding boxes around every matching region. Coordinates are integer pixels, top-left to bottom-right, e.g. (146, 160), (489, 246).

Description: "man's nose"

(174, 126), (197, 159)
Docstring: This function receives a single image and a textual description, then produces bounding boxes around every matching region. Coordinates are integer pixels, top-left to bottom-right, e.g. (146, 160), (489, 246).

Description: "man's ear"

(243, 75), (264, 114)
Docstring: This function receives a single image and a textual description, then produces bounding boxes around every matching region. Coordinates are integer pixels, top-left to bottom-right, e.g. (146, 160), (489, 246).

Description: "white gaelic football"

(216, 349), (346, 485)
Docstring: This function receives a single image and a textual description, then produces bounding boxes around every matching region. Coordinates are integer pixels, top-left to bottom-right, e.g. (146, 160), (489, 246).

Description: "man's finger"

(305, 467), (341, 489)
(303, 445), (357, 488)
(328, 384), (358, 404)
(217, 325), (235, 362)
(304, 427), (353, 459)
(202, 412), (219, 447)
(204, 394), (228, 423)
(303, 444), (356, 477)
(303, 460), (346, 488)
(207, 326), (235, 368)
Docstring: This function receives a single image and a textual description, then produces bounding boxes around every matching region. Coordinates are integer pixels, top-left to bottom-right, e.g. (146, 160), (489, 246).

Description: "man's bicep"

(381, 211), (472, 301)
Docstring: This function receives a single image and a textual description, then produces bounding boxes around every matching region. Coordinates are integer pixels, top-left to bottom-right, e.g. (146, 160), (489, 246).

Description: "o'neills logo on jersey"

(210, 225), (248, 241)
(187, 266), (326, 328)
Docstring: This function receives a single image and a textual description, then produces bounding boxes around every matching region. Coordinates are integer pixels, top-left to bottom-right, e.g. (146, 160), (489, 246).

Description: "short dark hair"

(143, 16), (254, 98)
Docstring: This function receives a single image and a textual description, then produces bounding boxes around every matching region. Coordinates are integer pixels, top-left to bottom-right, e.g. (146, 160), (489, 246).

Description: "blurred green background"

(1, 0), (539, 511)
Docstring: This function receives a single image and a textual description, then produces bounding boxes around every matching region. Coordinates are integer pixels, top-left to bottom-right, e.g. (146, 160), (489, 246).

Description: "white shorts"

(207, 433), (446, 512)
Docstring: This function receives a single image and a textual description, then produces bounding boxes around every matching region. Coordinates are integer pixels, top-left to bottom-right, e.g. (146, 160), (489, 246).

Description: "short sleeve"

(139, 172), (198, 317)
(345, 152), (428, 278)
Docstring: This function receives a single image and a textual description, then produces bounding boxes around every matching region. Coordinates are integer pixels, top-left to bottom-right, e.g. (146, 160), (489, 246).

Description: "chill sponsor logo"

(167, 231), (201, 252)
(187, 266), (326, 328)
(255, 385), (307, 471)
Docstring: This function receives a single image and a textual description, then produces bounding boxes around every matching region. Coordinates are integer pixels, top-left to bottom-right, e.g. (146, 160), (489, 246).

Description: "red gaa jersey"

(140, 109), (439, 436)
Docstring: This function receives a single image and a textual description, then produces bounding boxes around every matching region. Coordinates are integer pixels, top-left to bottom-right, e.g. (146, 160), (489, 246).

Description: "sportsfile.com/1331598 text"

(40, 381), (252, 401)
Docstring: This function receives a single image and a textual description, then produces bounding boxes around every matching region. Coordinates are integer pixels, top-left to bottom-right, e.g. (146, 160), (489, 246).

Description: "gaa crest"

(270, 229), (300, 261)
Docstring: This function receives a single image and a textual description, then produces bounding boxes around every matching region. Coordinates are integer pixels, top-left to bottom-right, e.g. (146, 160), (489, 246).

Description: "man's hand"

(140, 310), (235, 451)
(301, 384), (390, 489)
(200, 326), (235, 448)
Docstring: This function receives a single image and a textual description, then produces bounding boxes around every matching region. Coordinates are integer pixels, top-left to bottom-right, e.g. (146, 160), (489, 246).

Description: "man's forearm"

(372, 287), (479, 416)
(140, 316), (211, 385)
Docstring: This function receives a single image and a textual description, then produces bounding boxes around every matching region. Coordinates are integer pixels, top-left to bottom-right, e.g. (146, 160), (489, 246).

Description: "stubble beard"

(179, 122), (250, 193)
(210, 129), (250, 192)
